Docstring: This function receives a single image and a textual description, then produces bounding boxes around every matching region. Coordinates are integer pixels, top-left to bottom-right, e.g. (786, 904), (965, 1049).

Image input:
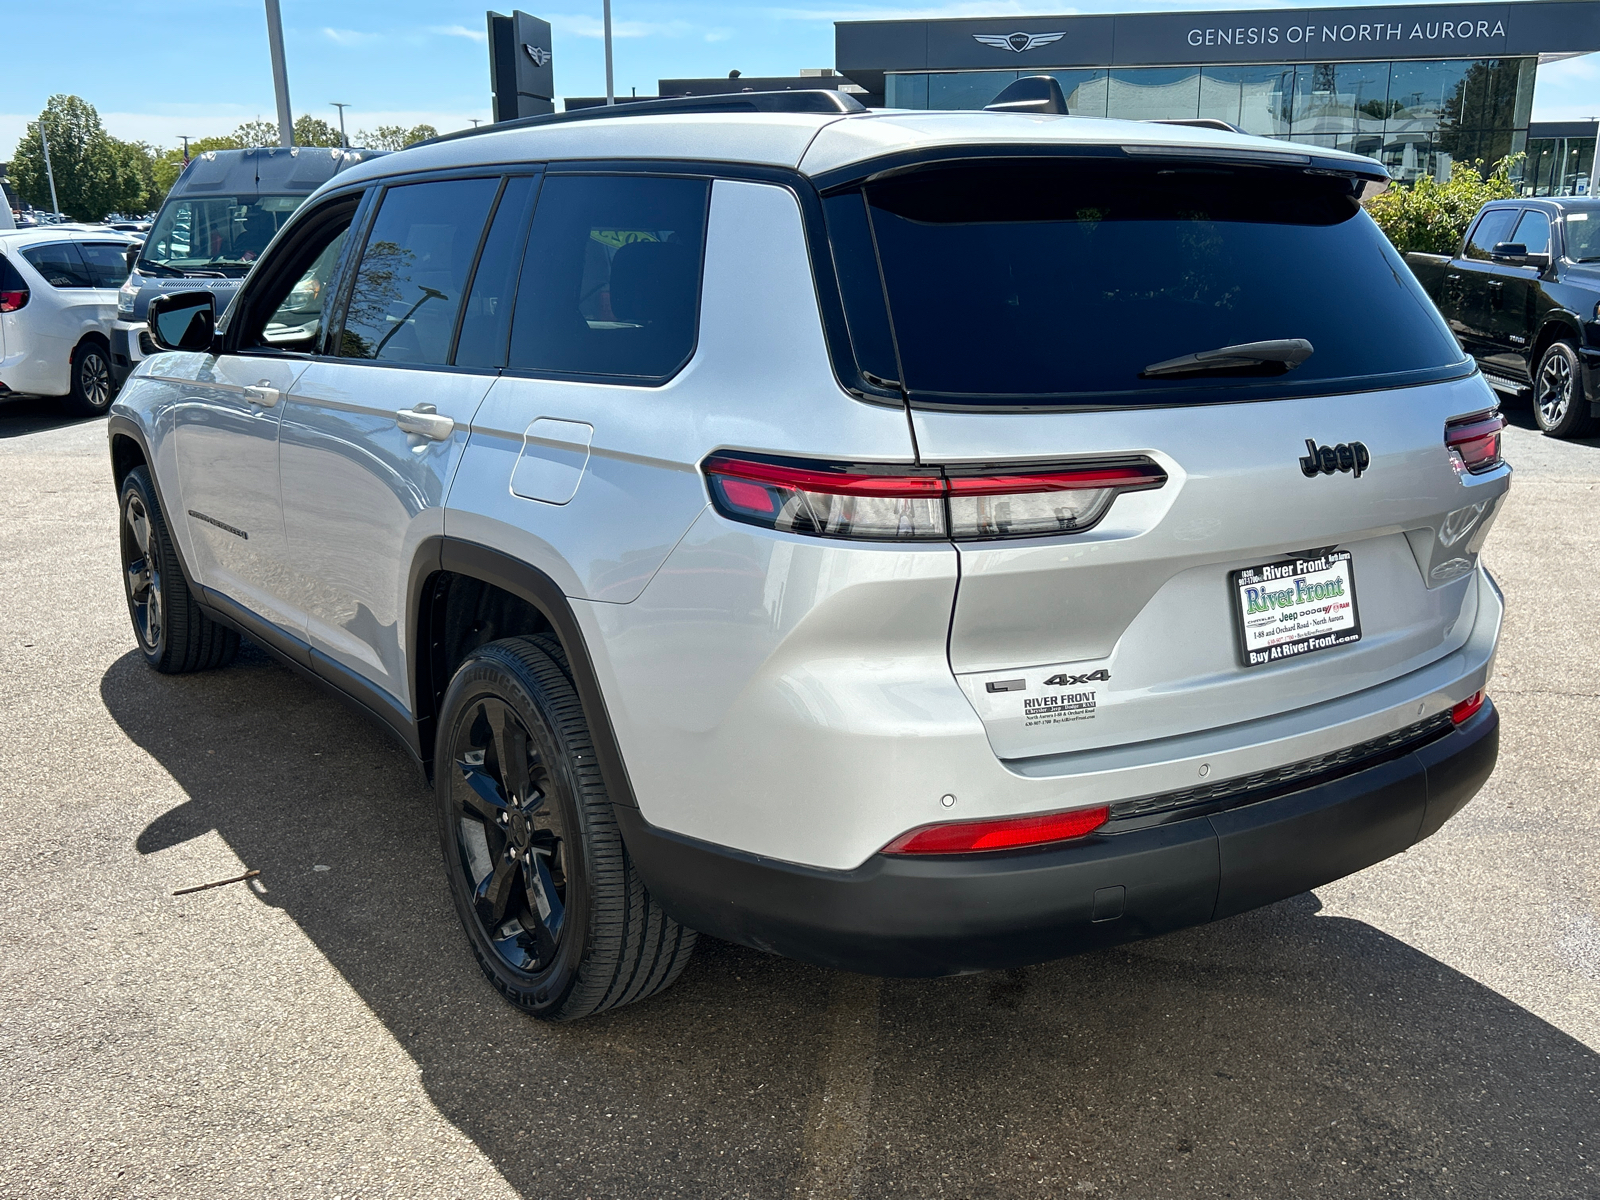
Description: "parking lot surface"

(1, 395), (1596, 1199)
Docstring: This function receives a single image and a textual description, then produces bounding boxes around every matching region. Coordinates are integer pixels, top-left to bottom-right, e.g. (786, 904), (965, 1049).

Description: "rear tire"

(118, 466), (240, 673)
(1532, 340), (1596, 439)
(64, 341), (114, 418)
(436, 636), (695, 1021)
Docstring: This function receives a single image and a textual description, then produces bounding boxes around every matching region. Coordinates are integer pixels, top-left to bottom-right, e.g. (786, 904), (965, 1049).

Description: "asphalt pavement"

(0, 392), (1596, 1199)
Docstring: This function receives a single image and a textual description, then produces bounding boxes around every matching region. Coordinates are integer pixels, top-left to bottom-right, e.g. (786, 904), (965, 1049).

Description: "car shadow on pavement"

(0, 396), (101, 438)
(104, 645), (1600, 1199)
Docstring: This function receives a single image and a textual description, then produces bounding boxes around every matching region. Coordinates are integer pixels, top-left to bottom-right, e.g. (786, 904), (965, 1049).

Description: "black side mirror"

(148, 290), (216, 352)
(1523, 251), (1552, 270)
(125, 245), (139, 273)
(1490, 241), (1528, 261)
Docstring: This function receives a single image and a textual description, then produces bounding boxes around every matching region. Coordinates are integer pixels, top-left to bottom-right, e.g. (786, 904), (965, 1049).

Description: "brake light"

(0, 288), (27, 313)
(1445, 411), (1505, 476)
(1450, 690), (1485, 724)
(703, 453), (1166, 542)
(883, 805), (1111, 854)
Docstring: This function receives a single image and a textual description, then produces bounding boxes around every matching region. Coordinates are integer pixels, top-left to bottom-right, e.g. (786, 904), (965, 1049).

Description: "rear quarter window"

(20, 241), (95, 288)
(827, 156), (1469, 409)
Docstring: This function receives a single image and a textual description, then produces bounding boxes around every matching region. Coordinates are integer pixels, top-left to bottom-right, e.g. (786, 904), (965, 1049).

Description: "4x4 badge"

(1044, 669), (1109, 686)
(1300, 439), (1370, 479)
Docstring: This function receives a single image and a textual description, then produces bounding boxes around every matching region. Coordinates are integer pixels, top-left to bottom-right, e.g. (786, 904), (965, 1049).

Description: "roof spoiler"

(418, 89), (867, 148)
(984, 76), (1068, 116)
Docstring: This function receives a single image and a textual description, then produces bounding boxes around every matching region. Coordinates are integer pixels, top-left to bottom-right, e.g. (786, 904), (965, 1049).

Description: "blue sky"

(1, 0), (1595, 158)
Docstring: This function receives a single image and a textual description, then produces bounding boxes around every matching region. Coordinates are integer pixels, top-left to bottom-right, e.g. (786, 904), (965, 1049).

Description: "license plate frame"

(1231, 549), (1362, 669)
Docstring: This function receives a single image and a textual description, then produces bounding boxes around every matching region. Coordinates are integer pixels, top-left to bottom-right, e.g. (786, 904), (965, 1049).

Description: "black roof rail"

(418, 89), (866, 149)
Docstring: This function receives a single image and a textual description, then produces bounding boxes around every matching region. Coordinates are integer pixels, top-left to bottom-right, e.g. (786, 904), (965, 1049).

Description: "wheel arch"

(1531, 312), (1583, 368)
(409, 537), (640, 809)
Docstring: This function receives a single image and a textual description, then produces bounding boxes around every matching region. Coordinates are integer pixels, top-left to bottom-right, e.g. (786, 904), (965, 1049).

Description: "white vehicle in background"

(0, 228), (140, 415)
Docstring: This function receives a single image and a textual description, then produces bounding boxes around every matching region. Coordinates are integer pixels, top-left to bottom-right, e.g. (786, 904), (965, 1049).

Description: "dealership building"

(832, 1), (1600, 190)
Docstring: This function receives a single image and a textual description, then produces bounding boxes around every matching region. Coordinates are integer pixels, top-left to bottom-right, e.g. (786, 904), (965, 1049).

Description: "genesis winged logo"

(523, 43), (551, 67)
(973, 31), (1066, 52)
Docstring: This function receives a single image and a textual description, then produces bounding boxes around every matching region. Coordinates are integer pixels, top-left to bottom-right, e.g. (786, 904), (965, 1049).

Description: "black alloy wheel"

(67, 342), (113, 416)
(436, 636), (696, 1021)
(1533, 340), (1595, 439)
(121, 487), (164, 654)
(450, 695), (571, 975)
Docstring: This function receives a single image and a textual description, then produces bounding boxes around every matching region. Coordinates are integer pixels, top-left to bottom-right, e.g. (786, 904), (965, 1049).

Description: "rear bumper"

(619, 699), (1498, 977)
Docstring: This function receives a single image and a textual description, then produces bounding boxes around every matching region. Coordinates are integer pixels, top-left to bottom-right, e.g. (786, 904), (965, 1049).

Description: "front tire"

(436, 637), (695, 1021)
(1532, 340), (1595, 439)
(65, 341), (114, 417)
(118, 465), (240, 673)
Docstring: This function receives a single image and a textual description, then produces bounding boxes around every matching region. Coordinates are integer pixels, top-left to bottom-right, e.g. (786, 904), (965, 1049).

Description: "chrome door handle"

(244, 383), (280, 407)
(396, 404), (454, 441)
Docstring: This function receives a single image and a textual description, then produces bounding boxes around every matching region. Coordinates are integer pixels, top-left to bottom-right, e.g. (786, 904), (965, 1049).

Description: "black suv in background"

(1407, 198), (1600, 438)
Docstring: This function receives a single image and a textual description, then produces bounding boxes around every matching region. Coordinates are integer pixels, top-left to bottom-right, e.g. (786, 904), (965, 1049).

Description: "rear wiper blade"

(1141, 338), (1314, 378)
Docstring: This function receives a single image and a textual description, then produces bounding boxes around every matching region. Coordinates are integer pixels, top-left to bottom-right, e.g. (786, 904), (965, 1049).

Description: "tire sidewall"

(435, 650), (594, 1016)
(1534, 341), (1584, 437)
(70, 342), (114, 415)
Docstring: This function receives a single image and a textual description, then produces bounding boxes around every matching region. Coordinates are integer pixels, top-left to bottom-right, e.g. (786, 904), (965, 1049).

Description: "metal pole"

(264, 0), (294, 147)
(603, 0), (615, 106)
(331, 102), (349, 147)
(179, 135), (192, 164)
(39, 123), (61, 215)
(1590, 116), (1599, 197)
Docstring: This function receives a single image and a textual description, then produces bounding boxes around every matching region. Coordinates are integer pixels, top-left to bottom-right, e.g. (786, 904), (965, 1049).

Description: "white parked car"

(0, 228), (140, 415)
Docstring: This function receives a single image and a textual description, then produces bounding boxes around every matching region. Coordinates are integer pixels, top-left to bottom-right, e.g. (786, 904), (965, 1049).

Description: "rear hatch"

(825, 151), (1508, 761)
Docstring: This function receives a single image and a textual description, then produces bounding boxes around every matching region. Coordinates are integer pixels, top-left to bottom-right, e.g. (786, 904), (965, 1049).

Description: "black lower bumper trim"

(618, 701), (1499, 977)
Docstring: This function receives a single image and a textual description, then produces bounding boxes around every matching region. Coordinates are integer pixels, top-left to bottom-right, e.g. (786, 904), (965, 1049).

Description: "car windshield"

(830, 156), (1467, 407)
(140, 194), (305, 276)
(1564, 209), (1600, 261)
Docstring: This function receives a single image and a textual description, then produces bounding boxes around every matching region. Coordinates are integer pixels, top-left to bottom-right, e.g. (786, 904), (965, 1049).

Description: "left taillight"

(883, 805), (1111, 855)
(703, 453), (1166, 543)
(1445, 411), (1506, 476)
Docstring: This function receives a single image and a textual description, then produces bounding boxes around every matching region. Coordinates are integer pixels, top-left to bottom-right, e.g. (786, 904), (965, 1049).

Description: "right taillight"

(0, 288), (27, 313)
(1445, 411), (1506, 476)
(1450, 690), (1485, 724)
(703, 453), (1166, 543)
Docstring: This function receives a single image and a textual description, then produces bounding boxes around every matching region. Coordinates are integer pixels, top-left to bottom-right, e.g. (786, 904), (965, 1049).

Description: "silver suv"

(108, 93), (1507, 1021)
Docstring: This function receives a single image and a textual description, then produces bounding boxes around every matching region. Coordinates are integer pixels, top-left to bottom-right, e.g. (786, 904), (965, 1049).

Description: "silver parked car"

(107, 92), (1507, 1021)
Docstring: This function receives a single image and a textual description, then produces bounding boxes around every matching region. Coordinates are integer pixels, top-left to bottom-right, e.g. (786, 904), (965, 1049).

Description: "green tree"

(292, 115), (344, 147)
(151, 135), (242, 196)
(354, 124), (440, 151)
(232, 118), (281, 147)
(1365, 155), (1523, 256)
(7, 95), (154, 221)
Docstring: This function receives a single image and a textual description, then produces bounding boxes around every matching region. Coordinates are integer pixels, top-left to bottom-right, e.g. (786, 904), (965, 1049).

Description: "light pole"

(1590, 115), (1599, 197)
(264, 0), (294, 147)
(38, 122), (61, 216)
(603, 0), (615, 106)
(331, 102), (350, 147)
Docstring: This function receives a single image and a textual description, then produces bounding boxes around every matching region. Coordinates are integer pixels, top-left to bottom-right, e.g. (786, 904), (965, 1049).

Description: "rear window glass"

(21, 241), (95, 288)
(506, 174), (709, 380)
(841, 158), (1466, 407)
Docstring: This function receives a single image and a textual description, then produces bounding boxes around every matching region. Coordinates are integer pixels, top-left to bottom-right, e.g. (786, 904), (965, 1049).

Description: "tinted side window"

(454, 175), (539, 369)
(507, 175), (709, 380)
(1511, 210), (1551, 256)
(1464, 209), (1517, 260)
(338, 178), (499, 365)
(78, 242), (132, 287)
(21, 241), (94, 288)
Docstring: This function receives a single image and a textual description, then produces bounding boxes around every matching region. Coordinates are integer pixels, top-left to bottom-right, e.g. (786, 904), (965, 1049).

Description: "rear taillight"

(883, 805), (1111, 855)
(1450, 690), (1485, 725)
(1445, 411), (1505, 476)
(0, 288), (27, 313)
(703, 453), (1166, 542)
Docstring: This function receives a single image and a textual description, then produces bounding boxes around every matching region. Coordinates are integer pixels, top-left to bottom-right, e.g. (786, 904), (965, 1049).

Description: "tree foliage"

(8, 95), (160, 220)
(292, 115), (344, 148)
(1365, 155), (1523, 256)
(354, 124), (440, 151)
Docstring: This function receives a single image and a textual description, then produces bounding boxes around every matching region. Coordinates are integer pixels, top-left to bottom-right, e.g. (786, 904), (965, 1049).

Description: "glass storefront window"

(1289, 62), (1392, 140)
(927, 71), (1019, 110)
(1199, 66), (1293, 135)
(1521, 137), (1597, 196)
(1107, 68), (1201, 121)
(1045, 69), (1110, 118)
(885, 73), (929, 109)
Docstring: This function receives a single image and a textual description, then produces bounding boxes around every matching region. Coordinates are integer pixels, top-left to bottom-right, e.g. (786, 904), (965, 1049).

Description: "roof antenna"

(985, 75), (1068, 115)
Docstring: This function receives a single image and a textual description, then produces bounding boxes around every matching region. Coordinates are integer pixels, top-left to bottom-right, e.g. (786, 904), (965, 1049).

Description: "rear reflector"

(882, 805), (1110, 854)
(703, 453), (1165, 542)
(1445, 411), (1505, 476)
(1450, 690), (1485, 725)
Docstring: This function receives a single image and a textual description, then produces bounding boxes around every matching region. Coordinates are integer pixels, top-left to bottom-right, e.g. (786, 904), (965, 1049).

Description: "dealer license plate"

(1231, 550), (1361, 668)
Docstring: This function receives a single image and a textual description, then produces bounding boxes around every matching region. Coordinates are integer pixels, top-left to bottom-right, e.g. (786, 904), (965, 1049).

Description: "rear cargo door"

(855, 153), (1507, 761)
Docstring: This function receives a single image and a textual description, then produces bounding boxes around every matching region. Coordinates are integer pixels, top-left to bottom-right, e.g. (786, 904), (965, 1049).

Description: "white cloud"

(705, 27), (735, 43)
(427, 24), (487, 43)
(548, 13), (694, 38)
(322, 27), (380, 47)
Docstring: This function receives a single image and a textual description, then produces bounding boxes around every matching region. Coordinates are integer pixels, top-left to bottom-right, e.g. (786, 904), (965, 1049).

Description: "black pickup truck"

(1406, 198), (1600, 438)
